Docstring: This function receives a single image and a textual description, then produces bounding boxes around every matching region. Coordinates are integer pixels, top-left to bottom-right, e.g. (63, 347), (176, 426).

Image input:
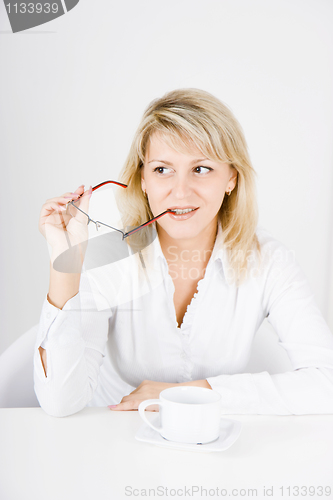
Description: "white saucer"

(135, 415), (242, 453)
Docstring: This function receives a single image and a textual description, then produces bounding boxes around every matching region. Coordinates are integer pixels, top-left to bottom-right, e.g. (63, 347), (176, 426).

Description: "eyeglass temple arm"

(67, 180), (127, 222)
(92, 180), (127, 191)
(123, 210), (174, 238)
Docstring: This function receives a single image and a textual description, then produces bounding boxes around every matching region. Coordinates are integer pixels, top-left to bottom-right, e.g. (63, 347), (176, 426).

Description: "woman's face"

(141, 133), (237, 243)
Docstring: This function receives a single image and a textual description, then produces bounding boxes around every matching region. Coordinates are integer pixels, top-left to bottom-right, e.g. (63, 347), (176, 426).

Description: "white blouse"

(33, 223), (333, 417)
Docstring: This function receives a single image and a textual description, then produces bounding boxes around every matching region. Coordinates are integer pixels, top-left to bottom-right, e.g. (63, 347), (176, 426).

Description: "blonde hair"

(116, 88), (261, 286)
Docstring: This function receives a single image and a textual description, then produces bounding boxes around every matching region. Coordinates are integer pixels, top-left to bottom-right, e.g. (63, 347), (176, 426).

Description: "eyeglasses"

(67, 180), (173, 239)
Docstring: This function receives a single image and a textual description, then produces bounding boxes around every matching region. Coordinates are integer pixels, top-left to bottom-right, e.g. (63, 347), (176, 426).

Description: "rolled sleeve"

(34, 272), (112, 417)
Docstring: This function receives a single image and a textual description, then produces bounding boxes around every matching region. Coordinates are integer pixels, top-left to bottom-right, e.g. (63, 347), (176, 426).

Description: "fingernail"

(58, 205), (66, 211)
(89, 185), (93, 198)
(108, 405), (117, 409)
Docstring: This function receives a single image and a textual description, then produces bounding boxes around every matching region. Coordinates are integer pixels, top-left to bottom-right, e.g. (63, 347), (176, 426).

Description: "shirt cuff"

(36, 292), (81, 349)
(206, 372), (291, 415)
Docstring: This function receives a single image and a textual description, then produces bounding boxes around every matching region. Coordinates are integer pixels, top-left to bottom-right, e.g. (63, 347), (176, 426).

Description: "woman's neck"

(157, 220), (218, 268)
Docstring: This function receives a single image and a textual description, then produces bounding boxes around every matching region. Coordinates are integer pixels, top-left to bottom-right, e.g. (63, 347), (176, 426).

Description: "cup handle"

(138, 399), (164, 433)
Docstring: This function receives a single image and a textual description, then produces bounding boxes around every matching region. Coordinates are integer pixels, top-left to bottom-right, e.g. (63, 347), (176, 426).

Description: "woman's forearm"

(48, 261), (82, 310)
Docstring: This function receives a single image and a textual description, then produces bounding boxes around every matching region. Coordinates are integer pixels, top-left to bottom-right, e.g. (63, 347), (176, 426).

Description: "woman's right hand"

(39, 184), (93, 263)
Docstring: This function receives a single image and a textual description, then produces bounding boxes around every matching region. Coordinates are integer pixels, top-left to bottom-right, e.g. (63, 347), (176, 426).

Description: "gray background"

(0, 0), (333, 355)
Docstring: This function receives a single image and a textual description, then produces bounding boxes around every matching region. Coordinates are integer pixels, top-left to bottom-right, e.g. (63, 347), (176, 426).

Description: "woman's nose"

(172, 176), (193, 198)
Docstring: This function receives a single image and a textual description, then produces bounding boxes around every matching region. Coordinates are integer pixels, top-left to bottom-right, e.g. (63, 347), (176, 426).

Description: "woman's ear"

(141, 176), (146, 193)
(230, 167), (238, 190)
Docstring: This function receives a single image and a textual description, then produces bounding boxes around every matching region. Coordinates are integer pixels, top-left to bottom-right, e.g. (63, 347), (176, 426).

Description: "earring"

(226, 189), (232, 196)
(143, 189), (147, 198)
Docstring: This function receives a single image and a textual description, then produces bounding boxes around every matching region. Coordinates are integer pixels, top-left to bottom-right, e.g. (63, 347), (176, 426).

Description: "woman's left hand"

(108, 380), (176, 411)
(107, 379), (212, 411)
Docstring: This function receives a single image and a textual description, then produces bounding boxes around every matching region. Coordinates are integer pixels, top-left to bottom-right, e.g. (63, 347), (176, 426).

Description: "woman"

(35, 88), (333, 417)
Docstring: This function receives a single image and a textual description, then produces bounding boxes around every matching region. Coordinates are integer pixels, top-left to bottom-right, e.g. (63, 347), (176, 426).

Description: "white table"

(0, 408), (332, 500)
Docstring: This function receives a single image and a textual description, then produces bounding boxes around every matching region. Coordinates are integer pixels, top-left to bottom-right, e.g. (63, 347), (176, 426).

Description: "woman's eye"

(194, 166), (212, 174)
(153, 167), (171, 174)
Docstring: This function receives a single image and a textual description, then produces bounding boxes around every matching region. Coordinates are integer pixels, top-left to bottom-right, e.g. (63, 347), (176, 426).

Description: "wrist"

(50, 243), (86, 273)
(179, 379), (212, 389)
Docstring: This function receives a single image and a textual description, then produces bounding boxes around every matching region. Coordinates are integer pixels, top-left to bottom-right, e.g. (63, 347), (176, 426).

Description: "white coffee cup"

(138, 386), (222, 444)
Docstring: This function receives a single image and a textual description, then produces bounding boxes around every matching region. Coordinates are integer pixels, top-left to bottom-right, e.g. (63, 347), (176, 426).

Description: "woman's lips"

(167, 207), (199, 221)
(168, 206), (199, 211)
